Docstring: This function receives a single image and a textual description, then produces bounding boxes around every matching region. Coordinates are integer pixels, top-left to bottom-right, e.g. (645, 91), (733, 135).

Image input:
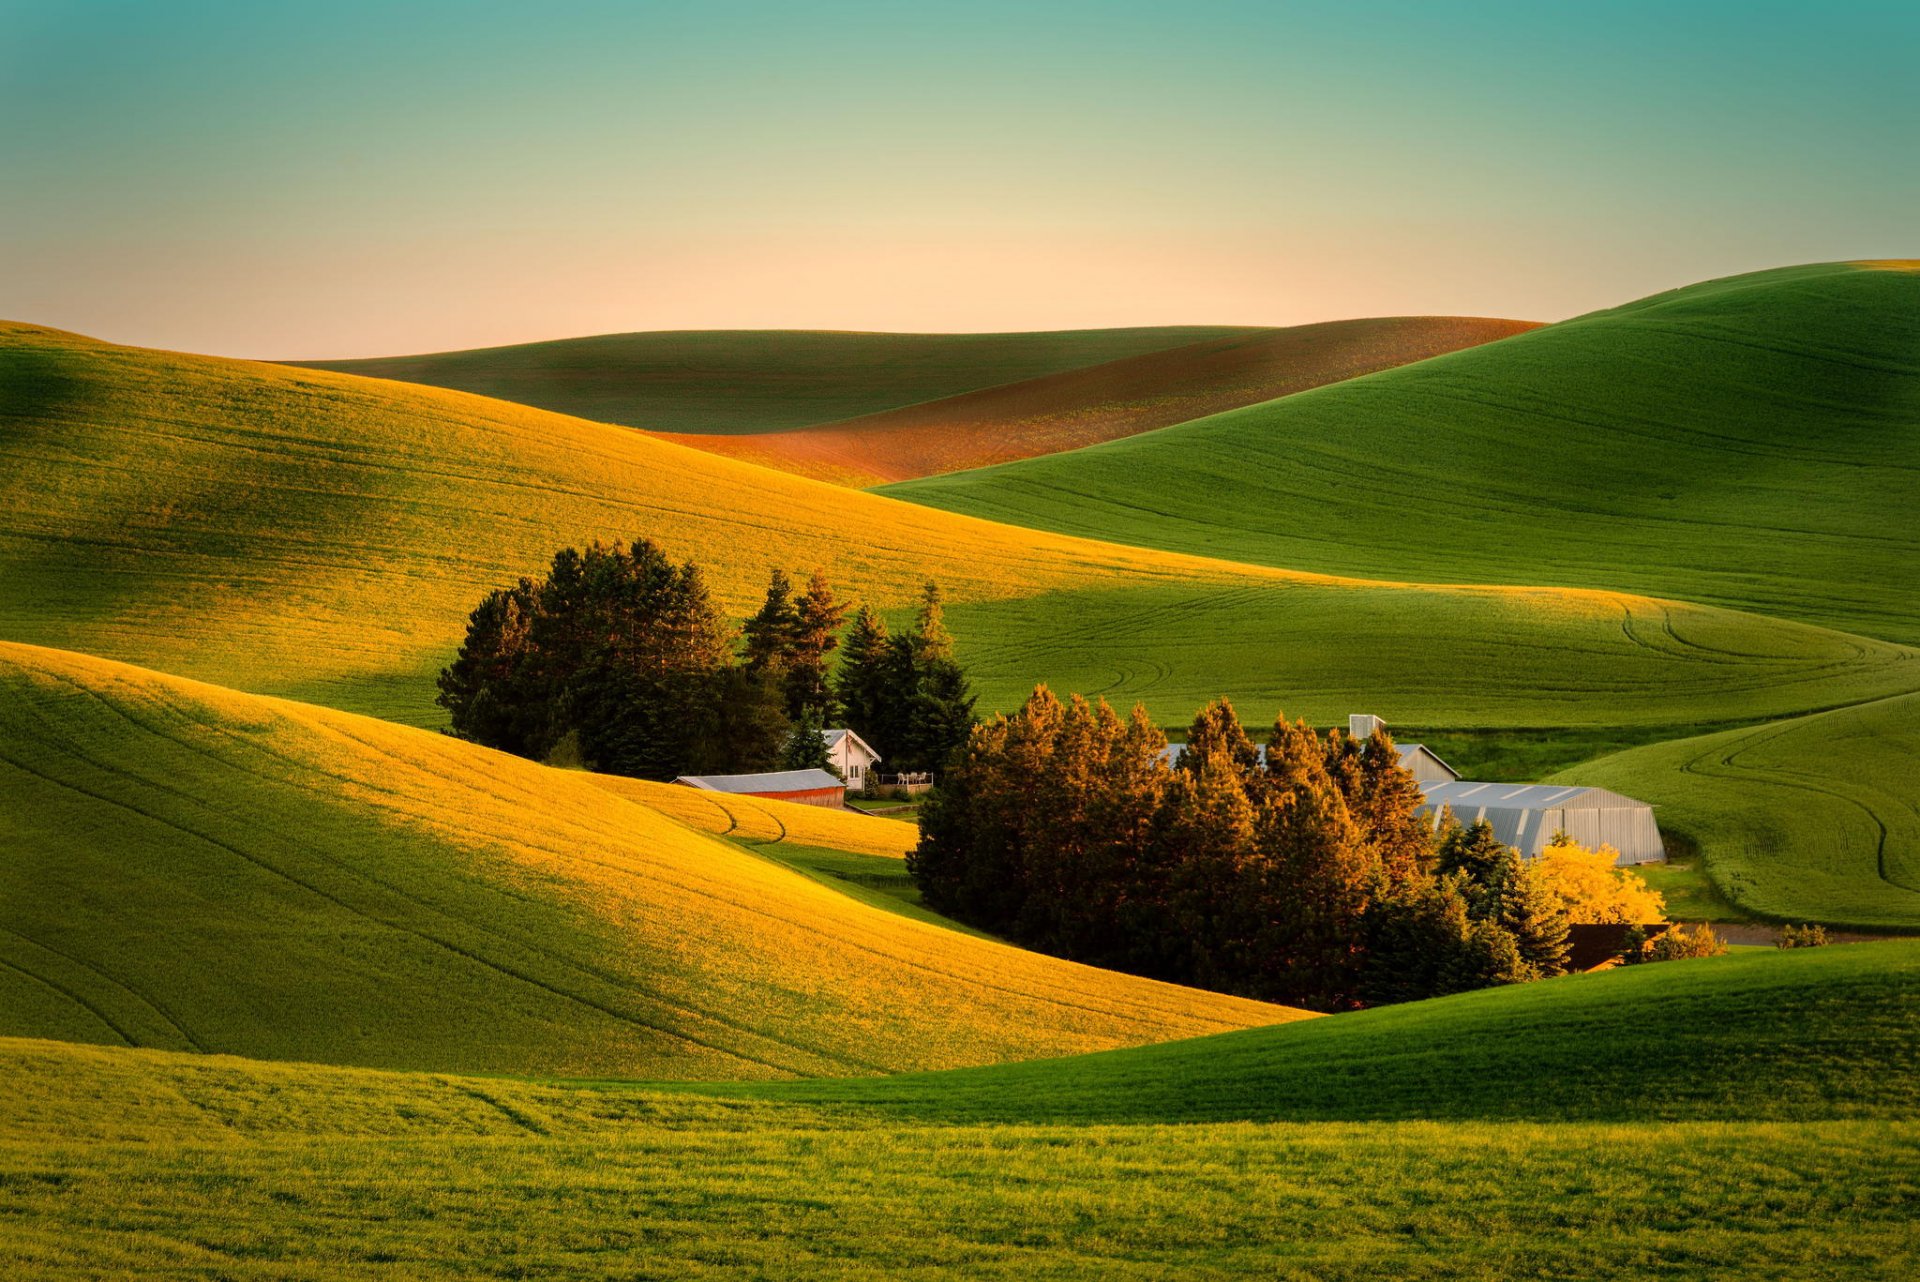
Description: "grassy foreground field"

(3, 945), (1916, 1279)
(1563, 692), (1920, 929)
(6, 319), (1911, 731)
(293, 326), (1262, 434)
(656, 316), (1535, 485)
(888, 262), (1920, 644)
(708, 941), (1920, 1123)
(0, 641), (1293, 1078)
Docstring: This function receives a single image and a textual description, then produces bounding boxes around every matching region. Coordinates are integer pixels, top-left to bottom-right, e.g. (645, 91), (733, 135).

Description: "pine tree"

(784, 569), (848, 721)
(741, 568), (797, 674)
(909, 581), (954, 663)
(834, 605), (893, 754)
(1324, 724), (1435, 885)
(904, 654), (976, 773)
(1179, 698), (1262, 778)
(781, 705), (834, 772)
(1252, 715), (1377, 1010)
(1499, 858), (1571, 977)
(1437, 819), (1521, 918)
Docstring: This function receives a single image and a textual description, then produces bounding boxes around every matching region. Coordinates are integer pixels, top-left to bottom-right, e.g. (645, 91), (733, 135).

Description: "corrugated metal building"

(1415, 780), (1664, 864)
(674, 768), (846, 809)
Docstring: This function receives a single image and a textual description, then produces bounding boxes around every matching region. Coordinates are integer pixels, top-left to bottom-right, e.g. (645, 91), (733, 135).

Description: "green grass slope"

(2, 320), (1913, 731)
(1561, 692), (1920, 929)
(0, 641), (1294, 1079)
(292, 326), (1262, 434)
(718, 941), (1920, 1123)
(5, 945), (1918, 1278)
(887, 262), (1920, 644)
(657, 316), (1536, 484)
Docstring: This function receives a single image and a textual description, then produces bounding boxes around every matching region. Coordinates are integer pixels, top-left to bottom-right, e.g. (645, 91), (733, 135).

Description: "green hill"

(4, 943), (1916, 1278)
(886, 262), (1920, 644)
(720, 940), (1920, 1123)
(1560, 691), (1920, 929)
(3, 320), (1912, 732)
(291, 326), (1263, 434)
(0, 641), (1293, 1079)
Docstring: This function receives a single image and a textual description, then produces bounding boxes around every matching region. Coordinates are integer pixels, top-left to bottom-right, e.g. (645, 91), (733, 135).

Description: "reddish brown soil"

(652, 316), (1538, 486)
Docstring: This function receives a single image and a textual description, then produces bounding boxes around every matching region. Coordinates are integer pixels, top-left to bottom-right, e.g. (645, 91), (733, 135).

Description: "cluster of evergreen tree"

(833, 584), (977, 776)
(909, 689), (1571, 1011)
(437, 540), (976, 781)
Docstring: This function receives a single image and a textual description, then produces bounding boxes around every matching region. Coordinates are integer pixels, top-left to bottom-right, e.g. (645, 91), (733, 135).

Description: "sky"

(2, 0), (1915, 357)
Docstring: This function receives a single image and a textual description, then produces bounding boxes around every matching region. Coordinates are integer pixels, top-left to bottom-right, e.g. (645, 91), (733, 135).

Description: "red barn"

(673, 768), (846, 809)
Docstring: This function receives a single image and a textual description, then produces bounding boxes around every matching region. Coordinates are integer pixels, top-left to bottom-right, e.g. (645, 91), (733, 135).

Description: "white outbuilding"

(1414, 780), (1665, 865)
(820, 728), (881, 790)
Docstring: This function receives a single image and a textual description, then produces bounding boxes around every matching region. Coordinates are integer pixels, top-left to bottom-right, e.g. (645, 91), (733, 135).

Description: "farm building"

(1414, 781), (1665, 865)
(673, 768), (846, 809)
(1346, 714), (1458, 784)
(820, 728), (881, 790)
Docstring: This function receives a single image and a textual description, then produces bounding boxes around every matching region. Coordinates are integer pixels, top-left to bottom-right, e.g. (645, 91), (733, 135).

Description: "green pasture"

(710, 941), (1920, 1124)
(3, 942), (1918, 1279)
(888, 263), (1920, 645)
(944, 580), (1920, 730)
(293, 326), (1262, 434)
(1564, 692), (1920, 930)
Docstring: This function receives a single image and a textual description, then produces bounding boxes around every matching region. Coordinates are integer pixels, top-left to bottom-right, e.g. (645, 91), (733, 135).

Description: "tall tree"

(1179, 698), (1262, 779)
(784, 569), (848, 721)
(902, 651), (977, 773)
(834, 605), (894, 756)
(741, 568), (797, 675)
(908, 581), (954, 663)
(1251, 715), (1376, 1010)
(1324, 725), (1435, 885)
(781, 705), (834, 772)
(1499, 858), (1572, 978)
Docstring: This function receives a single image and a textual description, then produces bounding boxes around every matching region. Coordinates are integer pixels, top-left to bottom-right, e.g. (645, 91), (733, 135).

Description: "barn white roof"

(820, 728), (880, 759)
(675, 769), (844, 794)
(1416, 780), (1650, 810)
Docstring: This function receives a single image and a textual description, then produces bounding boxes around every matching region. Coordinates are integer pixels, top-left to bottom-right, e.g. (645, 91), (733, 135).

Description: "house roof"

(674, 769), (844, 794)
(1398, 742), (1459, 778)
(1415, 780), (1651, 811)
(820, 727), (880, 761)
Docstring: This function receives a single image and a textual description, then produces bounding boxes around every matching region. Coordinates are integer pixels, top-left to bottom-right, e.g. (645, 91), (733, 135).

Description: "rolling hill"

(885, 262), (1920, 645)
(4, 943), (1917, 1278)
(3, 319), (1913, 732)
(0, 641), (1295, 1079)
(1560, 691), (1920, 929)
(292, 326), (1264, 434)
(728, 940), (1920, 1122)
(653, 316), (1536, 485)
(587, 772), (919, 858)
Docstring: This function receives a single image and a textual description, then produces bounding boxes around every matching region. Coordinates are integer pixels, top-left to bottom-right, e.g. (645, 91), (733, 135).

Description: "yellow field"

(587, 773), (918, 858)
(0, 641), (1299, 1079)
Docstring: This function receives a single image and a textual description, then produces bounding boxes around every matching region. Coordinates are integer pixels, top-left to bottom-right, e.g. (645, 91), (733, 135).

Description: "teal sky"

(3, 1), (1915, 356)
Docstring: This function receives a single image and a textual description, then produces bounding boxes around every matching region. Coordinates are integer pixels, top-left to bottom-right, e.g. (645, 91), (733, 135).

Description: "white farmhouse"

(821, 727), (882, 790)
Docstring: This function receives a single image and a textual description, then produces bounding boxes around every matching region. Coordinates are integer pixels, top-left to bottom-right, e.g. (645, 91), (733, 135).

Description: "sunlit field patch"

(0, 642), (1297, 1079)
(4, 318), (1911, 735)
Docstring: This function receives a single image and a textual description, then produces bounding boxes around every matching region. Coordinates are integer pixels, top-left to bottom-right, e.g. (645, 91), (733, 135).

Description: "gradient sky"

(3, 0), (1915, 357)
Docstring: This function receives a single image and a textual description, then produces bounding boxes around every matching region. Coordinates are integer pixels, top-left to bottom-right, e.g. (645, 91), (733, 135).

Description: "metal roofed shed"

(674, 768), (846, 808)
(1416, 780), (1664, 864)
